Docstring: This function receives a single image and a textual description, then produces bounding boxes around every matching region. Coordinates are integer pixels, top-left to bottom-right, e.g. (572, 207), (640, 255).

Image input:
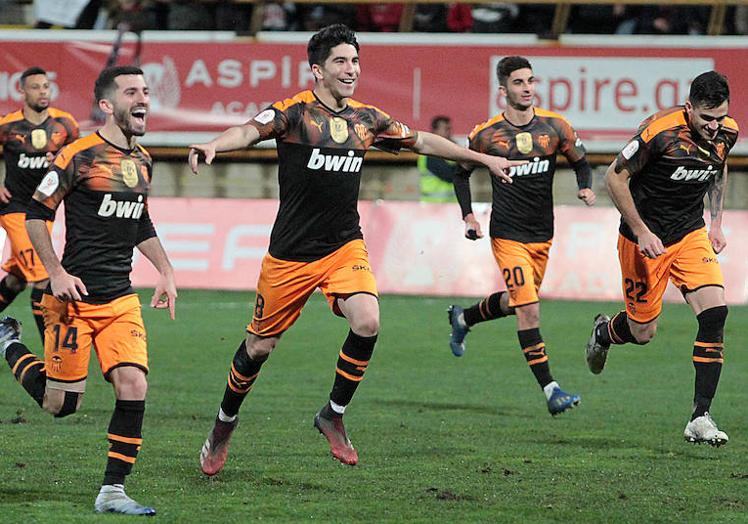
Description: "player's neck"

(99, 122), (137, 150)
(23, 105), (48, 126)
(313, 87), (348, 112)
(504, 105), (534, 127)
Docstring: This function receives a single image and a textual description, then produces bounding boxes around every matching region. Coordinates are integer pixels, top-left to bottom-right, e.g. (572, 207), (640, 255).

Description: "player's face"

(110, 74), (150, 137)
(314, 44), (360, 100)
(433, 120), (452, 139)
(686, 99), (729, 142)
(501, 68), (536, 111)
(21, 74), (50, 113)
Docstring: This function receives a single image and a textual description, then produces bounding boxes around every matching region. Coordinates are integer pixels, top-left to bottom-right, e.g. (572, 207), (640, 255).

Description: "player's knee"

(112, 369), (148, 399)
(697, 305), (728, 337)
(350, 316), (379, 337)
(246, 335), (277, 361)
(515, 304), (540, 327)
(43, 391), (82, 417)
(4, 273), (27, 293)
(632, 323), (657, 344)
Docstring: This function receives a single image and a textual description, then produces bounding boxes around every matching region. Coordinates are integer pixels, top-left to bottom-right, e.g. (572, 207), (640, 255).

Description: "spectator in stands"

(471, 3), (518, 34)
(419, 116), (457, 203)
(413, 4), (448, 32)
(446, 3), (472, 32)
(298, 4), (357, 31)
(513, 5), (554, 36)
(616, 6), (709, 35)
(261, 1), (298, 31)
(735, 5), (748, 34)
(568, 5), (628, 34)
(356, 4), (403, 32)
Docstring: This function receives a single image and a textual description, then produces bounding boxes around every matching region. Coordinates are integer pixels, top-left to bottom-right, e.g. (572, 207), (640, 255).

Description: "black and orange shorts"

(617, 227), (723, 323)
(248, 239), (378, 337)
(0, 213), (53, 282)
(41, 293), (148, 392)
(491, 237), (552, 308)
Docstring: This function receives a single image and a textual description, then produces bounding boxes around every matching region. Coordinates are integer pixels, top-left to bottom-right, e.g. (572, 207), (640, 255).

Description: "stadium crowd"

(1, 1), (746, 35)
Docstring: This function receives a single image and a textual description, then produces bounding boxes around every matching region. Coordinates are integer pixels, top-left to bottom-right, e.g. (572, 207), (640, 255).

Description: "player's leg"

(586, 234), (669, 373)
(315, 240), (379, 465)
(671, 228), (729, 445)
(29, 280), (49, 343)
(0, 271), (27, 312)
(92, 295), (155, 515)
(201, 252), (316, 475)
(448, 291), (513, 357)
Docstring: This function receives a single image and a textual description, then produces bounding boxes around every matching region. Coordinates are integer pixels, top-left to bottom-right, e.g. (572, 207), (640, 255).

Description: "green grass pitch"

(1, 290), (746, 522)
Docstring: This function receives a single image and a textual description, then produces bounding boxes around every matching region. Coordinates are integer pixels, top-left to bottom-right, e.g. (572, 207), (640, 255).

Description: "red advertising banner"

(107, 197), (747, 305)
(0, 34), (746, 151)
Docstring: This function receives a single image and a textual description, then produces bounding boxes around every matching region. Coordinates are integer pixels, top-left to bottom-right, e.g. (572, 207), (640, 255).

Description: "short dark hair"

(431, 115), (451, 130)
(689, 71), (730, 109)
(497, 56), (532, 87)
(307, 24), (359, 67)
(20, 67), (47, 87)
(94, 65), (144, 102)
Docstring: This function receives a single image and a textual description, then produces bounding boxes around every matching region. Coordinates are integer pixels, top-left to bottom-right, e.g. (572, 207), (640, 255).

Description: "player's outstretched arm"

(137, 236), (177, 320)
(188, 124), (262, 174)
(26, 218), (88, 300)
(605, 161), (665, 258)
(707, 165), (727, 254)
(411, 131), (523, 184)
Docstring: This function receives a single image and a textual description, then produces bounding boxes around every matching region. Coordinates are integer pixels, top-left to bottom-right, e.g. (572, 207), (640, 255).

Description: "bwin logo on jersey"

(98, 193), (145, 219)
(508, 157), (550, 177)
(670, 165), (716, 182)
(307, 148), (363, 173)
(17, 153), (49, 170)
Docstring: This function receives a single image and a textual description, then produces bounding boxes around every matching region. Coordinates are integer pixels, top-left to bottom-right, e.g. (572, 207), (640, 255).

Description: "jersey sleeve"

(30, 143), (79, 212)
(246, 103), (291, 142)
(372, 108), (417, 153)
(555, 118), (586, 163)
(63, 115), (80, 144)
(614, 132), (657, 176)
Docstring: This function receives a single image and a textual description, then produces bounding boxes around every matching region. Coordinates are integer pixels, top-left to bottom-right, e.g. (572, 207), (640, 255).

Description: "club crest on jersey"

(330, 117), (349, 144)
(715, 142), (726, 160)
(538, 134), (550, 150)
(121, 159), (139, 188)
(31, 129), (47, 149)
(354, 123), (368, 142)
(515, 132), (533, 154)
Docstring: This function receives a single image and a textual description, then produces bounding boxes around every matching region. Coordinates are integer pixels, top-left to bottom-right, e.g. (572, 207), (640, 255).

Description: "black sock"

(691, 306), (727, 420)
(330, 330), (377, 408)
(220, 341), (265, 418)
(0, 276), (22, 313)
(463, 292), (508, 327)
(598, 311), (639, 345)
(103, 400), (145, 486)
(30, 287), (46, 343)
(517, 328), (553, 388)
(4, 342), (45, 407)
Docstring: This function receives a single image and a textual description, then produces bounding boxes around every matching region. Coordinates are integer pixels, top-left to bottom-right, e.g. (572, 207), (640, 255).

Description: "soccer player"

(585, 71), (738, 446)
(0, 66), (176, 515)
(0, 67), (79, 342)
(419, 115), (457, 203)
(447, 56), (596, 415)
(189, 24), (522, 473)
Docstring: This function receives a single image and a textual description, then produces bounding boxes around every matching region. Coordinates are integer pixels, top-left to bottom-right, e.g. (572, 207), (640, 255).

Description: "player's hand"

(150, 272), (177, 320)
(0, 186), (11, 204)
(637, 230), (666, 259)
(50, 271), (88, 301)
(483, 155), (526, 184)
(463, 213), (483, 240)
(708, 227), (727, 254)
(188, 143), (216, 174)
(577, 188), (596, 206)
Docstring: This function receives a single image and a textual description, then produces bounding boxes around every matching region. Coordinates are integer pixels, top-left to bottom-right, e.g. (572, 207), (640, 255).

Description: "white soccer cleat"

(684, 412), (729, 447)
(94, 484), (156, 516)
(0, 316), (22, 357)
(586, 314), (610, 374)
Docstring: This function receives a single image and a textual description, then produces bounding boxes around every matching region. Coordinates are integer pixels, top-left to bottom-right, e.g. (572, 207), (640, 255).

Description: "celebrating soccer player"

(189, 24), (522, 473)
(0, 66), (177, 515)
(447, 56), (595, 415)
(0, 67), (79, 342)
(586, 71), (738, 446)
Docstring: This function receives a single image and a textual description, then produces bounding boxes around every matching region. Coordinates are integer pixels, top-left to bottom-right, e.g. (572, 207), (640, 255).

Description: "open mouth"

(339, 78), (356, 86)
(131, 107), (148, 124)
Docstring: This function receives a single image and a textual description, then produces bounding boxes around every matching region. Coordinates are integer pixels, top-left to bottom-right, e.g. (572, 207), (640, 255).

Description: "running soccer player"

(0, 66), (176, 515)
(0, 67), (79, 342)
(585, 71), (738, 446)
(447, 56), (596, 415)
(189, 24), (522, 473)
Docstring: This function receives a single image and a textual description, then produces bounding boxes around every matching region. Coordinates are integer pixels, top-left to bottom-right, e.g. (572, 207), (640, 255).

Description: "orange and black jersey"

(248, 90), (416, 261)
(615, 106), (739, 246)
(0, 108), (79, 214)
(26, 132), (156, 304)
(456, 108), (587, 243)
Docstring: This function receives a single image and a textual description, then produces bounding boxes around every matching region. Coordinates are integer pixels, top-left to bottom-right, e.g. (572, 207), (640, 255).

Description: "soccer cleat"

(547, 387), (581, 416)
(586, 314), (610, 374)
(0, 316), (22, 358)
(199, 416), (238, 476)
(94, 485), (156, 516)
(447, 305), (470, 357)
(684, 412), (729, 447)
(314, 405), (358, 466)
